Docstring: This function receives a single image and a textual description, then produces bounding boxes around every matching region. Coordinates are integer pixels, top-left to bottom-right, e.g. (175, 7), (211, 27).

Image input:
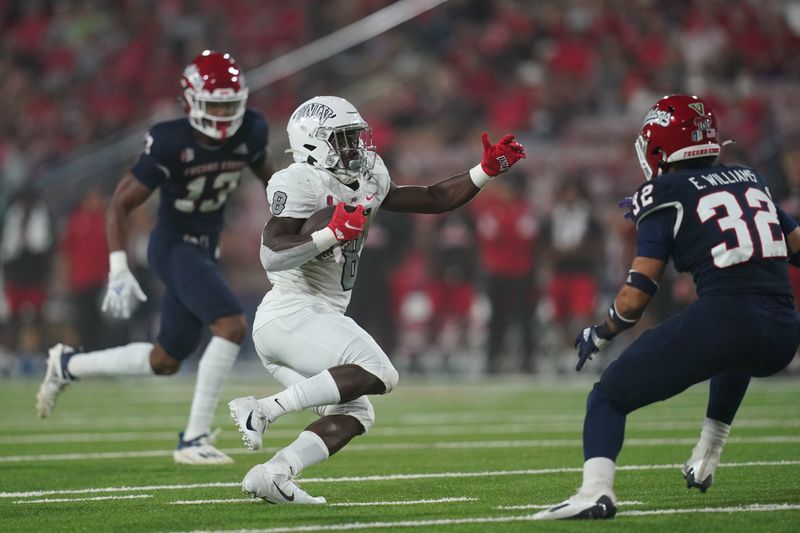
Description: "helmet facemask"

(286, 96), (377, 184)
(180, 51), (248, 141)
(319, 124), (376, 184)
(185, 91), (248, 141)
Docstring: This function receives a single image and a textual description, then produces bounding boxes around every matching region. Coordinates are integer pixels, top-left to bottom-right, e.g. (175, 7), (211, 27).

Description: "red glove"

(480, 132), (526, 176)
(327, 203), (367, 242)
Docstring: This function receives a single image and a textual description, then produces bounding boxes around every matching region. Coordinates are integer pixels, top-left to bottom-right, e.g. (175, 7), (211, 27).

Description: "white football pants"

(252, 291), (399, 431)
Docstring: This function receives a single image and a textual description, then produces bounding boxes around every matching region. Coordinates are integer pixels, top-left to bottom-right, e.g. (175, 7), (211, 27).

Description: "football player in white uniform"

(228, 96), (526, 504)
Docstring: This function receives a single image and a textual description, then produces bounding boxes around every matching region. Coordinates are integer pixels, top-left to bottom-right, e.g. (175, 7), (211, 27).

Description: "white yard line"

(3, 460), (799, 499)
(170, 497), (477, 506)
(13, 494), (153, 504)
(170, 503), (800, 533)
(4, 418), (799, 445)
(2, 435), (799, 463)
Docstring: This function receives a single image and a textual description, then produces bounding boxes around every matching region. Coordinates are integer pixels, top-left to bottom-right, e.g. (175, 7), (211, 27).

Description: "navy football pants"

(584, 294), (800, 461)
(148, 227), (242, 360)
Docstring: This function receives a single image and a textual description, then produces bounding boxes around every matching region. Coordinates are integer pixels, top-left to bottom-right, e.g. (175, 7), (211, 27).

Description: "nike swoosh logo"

(245, 411), (256, 431)
(274, 398), (285, 411)
(273, 481), (295, 501)
(343, 221), (363, 231)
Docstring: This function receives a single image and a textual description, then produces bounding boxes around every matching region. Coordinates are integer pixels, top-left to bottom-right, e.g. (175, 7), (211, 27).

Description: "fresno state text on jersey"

(132, 108), (268, 235)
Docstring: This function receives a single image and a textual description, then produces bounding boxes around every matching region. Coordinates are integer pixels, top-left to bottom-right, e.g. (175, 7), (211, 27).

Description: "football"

(300, 205), (336, 235)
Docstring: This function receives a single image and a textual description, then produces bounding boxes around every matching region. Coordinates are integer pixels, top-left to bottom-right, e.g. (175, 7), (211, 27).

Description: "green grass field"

(1, 375), (799, 532)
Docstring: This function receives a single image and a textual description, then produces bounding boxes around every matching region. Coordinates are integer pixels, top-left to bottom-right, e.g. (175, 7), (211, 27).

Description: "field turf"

(1, 375), (799, 532)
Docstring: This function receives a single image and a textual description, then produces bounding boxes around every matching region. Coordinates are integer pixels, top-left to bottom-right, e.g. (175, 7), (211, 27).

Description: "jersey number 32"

(697, 187), (787, 268)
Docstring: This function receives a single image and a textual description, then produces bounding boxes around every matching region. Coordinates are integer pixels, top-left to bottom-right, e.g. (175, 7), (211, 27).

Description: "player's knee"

(210, 315), (247, 345)
(150, 350), (181, 375)
(382, 366), (399, 394)
(587, 382), (630, 415)
(357, 401), (376, 432)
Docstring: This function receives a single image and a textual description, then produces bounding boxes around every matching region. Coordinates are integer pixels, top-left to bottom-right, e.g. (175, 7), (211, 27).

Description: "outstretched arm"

(381, 133), (526, 214)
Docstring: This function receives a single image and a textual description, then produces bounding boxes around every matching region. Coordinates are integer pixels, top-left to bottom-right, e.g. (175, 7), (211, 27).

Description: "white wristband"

(109, 250), (129, 274)
(469, 164), (493, 188)
(311, 227), (339, 252)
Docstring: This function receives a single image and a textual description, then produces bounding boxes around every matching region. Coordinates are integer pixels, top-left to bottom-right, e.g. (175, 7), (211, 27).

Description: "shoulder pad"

(142, 120), (186, 163)
(631, 176), (687, 234)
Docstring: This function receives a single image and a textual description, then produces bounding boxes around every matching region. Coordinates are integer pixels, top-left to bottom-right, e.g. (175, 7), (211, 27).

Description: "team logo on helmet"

(688, 102), (705, 116)
(292, 103), (337, 125)
(642, 108), (672, 127)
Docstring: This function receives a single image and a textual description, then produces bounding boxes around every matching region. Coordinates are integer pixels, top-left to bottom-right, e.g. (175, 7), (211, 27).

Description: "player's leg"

(681, 369), (749, 491)
(233, 302), (396, 503)
(34, 292), (194, 419)
(166, 241), (245, 465)
(684, 296), (799, 491)
(253, 302), (396, 420)
(241, 361), (375, 504)
(231, 306), (397, 448)
(534, 296), (754, 520)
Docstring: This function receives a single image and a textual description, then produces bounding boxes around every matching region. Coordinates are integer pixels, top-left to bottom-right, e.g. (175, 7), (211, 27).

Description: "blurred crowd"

(2, 0), (800, 376)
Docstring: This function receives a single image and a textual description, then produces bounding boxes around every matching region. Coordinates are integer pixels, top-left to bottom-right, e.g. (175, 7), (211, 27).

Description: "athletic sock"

(269, 431), (330, 475)
(580, 457), (616, 496)
(67, 343), (154, 377)
(694, 417), (731, 456)
(183, 337), (240, 441)
(257, 370), (340, 423)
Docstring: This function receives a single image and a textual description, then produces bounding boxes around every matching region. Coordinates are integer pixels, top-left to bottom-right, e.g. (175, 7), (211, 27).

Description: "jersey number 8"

(697, 187), (787, 268)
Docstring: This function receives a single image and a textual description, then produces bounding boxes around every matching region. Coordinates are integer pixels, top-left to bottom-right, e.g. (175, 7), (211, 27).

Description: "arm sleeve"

(636, 206), (676, 262)
(260, 241), (325, 272)
(130, 128), (168, 190)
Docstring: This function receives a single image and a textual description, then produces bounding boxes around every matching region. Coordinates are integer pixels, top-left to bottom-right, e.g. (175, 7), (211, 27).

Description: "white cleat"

(173, 431), (234, 465)
(532, 490), (618, 520)
(228, 396), (267, 451)
(36, 343), (76, 418)
(242, 462), (326, 504)
(682, 449), (720, 493)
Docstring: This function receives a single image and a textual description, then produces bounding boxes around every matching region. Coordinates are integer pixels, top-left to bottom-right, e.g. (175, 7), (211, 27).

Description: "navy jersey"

(132, 108), (268, 235)
(631, 164), (792, 297)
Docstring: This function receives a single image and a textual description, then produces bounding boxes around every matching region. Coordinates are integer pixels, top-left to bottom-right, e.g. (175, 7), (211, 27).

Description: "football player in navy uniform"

(535, 94), (800, 520)
(36, 50), (272, 465)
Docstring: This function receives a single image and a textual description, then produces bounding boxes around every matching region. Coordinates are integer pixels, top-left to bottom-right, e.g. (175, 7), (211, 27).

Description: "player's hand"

(327, 203), (367, 242)
(101, 252), (147, 319)
(574, 324), (614, 372)
(619, 197), (635, 220)
(480, 132), (526, 177)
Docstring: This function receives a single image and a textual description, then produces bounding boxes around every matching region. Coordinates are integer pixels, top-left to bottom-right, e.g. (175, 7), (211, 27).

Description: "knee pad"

(382, 366), (399, 394)
(315, 397), (375, 433)
(355, 355), (399, 394)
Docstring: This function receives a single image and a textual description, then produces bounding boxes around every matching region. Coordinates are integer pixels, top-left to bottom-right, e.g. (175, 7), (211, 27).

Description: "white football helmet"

(286, 96), (376, 184)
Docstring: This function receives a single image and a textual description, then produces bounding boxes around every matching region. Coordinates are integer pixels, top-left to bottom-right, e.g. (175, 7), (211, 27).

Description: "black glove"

(574, 323), (615, 371)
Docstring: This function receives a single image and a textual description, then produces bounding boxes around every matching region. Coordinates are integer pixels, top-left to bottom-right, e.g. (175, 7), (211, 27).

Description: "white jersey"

(264, 156), (392, 312)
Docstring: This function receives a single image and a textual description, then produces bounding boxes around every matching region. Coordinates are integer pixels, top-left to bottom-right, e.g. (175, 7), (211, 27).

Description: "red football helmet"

(180, 50), (248, 140)
(635, 94), (720, 180)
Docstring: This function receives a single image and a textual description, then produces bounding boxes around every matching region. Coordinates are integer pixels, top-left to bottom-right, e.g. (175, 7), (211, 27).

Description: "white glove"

(101, 251), (147, 319)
